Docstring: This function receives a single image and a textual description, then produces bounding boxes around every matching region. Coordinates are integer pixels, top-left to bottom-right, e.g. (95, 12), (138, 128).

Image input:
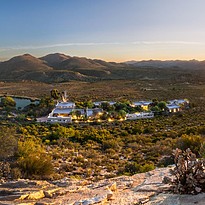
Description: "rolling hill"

(125, 59), (205, 70)
(1, 53), (205, 83)
(40, 53), (71, 67)
(0, 53), (128, 82)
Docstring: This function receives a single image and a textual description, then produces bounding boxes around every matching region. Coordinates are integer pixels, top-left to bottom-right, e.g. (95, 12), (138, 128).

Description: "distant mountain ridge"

(1, 53), (205, 83)
(0, 53), (127, 82)
(125, 59), (205, 69)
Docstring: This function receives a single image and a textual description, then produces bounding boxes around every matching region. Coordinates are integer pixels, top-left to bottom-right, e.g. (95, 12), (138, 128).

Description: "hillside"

(125, 59), (205, 69)
(0, 54), (52, 72)
(1, 53), (205, 83)
(40, 53), (71, 67)
(0, 54), (51, 81)
(0, 53), (126, 82)
(0, 54), (99, 82)
(41, 53), (127, 78)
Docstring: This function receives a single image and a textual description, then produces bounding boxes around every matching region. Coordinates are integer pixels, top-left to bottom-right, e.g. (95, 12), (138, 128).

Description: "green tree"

(1, 96), (16, 107)
(101, 102), (114, 112)
(150, 106), (160, 112)
(50, 89), (60, 100)
(84, 100), (94, 108)
(158, 101), (167, 111)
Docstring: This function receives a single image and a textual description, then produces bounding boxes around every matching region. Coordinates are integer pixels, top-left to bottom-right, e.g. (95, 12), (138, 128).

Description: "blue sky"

(1, 0), (205, 61)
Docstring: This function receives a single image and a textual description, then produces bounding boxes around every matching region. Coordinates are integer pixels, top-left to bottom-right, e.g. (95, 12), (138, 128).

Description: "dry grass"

(0, 80), (204, 104)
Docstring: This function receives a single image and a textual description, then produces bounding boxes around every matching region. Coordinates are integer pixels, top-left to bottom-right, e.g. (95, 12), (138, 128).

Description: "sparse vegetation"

(0, 65), (205, 184)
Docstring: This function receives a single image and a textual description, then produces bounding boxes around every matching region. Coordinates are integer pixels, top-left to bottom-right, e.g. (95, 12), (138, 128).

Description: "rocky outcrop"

(1, 166), (205, 205)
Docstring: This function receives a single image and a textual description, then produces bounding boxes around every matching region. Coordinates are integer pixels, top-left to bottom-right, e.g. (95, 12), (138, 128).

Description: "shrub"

(10, 167), (22, 179)
(123, 162), (154, 175)
(175, 134), (204, 156)
(17, 137), (53, 178)
(1, 96), (16, 107)
(171, 148), (205, 194)
(140, 163), (155, 172)
(0, 127), (17, 160)
(18, 154), (53, 178)
(199, 142), (205, 158)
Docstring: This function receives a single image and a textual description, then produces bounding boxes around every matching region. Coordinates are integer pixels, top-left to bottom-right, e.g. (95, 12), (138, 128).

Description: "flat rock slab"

(147, 193), (205, 205)
(1, 166), (205, 205)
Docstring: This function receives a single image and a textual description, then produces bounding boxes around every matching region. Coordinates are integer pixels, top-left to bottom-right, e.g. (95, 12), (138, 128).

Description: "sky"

(1, 0), (205, 62)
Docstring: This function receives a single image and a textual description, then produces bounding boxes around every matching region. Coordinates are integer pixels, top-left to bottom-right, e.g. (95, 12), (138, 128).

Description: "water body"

(0, 97), (39, 109)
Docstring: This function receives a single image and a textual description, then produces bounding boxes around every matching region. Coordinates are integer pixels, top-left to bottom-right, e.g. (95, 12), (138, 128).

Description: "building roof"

(168, 99), (189, 105)
(53, 108), (73, 114)
(93, 101), (116, 106)
(132, 101), (152, 106)
(167, 104), (180, 109)
(56, 102), (75, 108)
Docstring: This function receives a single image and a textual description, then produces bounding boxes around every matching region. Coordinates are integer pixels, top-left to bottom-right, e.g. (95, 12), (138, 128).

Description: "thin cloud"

(0, 42), (123, 52)
(0, 41), (204, 52)
(133, 41), (204, 45)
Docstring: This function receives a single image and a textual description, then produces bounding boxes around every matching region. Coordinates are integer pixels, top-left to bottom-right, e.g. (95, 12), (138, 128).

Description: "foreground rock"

(1, 166), (205, 205)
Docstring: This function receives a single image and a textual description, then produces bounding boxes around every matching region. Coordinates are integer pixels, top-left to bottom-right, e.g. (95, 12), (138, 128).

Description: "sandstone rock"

(109, 182), (117, 192)
(43, 188), (61, 198)
(27, 190), (45, 200)
(2, 166), (205, 205)
(106, 189), (114, 200)
(19, 194), (29, 200)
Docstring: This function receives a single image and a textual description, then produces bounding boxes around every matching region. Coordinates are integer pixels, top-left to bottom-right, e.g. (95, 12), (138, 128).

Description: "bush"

(171, 148), (205, 194)
(18, 154), (53, 178)
(17, 137), (53, 178)
(1, 96), (16, 107)
(123, 162), (154, 175)
(10, 167), (22, 179)
(199, 142), (205, 158)
(175, 134), (204, 156)
(0, 127), (18, 160)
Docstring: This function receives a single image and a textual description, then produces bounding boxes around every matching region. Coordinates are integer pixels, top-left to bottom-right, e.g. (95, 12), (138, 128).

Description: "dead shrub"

(171, 148), (205, 194)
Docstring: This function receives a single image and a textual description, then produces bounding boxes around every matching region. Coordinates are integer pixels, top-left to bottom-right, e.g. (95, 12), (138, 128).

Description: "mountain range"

(1, 53), (205, 83)
(125, 59), (205, 69)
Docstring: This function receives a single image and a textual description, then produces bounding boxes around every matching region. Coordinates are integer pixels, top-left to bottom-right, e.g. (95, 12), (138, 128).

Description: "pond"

(0, 97), (39, 109)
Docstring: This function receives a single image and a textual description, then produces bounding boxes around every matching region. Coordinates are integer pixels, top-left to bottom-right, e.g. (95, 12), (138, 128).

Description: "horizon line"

(0, 52), (205, 63)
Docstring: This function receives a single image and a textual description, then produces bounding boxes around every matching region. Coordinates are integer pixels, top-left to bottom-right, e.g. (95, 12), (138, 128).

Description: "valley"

(1, 54), (205, 205)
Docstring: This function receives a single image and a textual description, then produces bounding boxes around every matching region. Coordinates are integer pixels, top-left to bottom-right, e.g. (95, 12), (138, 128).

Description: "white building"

(47, 101), (103, 123)
(56, 102), (75, 108)
(168, 99), (189, 106)
(47, 101), (74, 123)
(47, 116), (72, 123)
(126, 112), (154, 120)
(166, 104), (181, 113)
(93, 101), (116, 107)
(131, 101), (152, 111)
(166, 99), (189, 113)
